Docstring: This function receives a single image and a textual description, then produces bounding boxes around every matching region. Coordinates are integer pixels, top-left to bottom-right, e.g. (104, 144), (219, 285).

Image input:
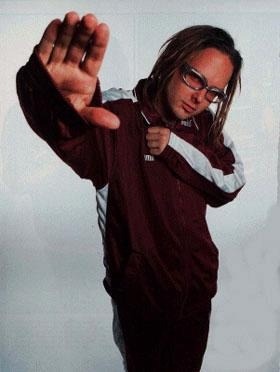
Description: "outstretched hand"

(37, 12), (120, 129)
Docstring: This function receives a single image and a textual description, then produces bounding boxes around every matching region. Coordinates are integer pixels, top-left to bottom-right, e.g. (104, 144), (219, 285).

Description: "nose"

(191, 89), (206, 104)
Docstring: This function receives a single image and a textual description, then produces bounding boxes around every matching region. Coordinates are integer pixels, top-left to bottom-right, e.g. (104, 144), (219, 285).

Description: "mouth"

(182, 102), (196, 114)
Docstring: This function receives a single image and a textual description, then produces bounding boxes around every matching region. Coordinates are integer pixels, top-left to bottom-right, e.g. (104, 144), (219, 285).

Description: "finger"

(146, 133), (160, 140)
(149, 148), (161, 156)
(37, 19), (62, 64)
(147, 140), (159, 149)
(49, 12), (80, 63)
(65, 13), (98, 66)
(81, 107), (120, 129)
(147, 127), (161, 134)
(81, 22), (109, 77)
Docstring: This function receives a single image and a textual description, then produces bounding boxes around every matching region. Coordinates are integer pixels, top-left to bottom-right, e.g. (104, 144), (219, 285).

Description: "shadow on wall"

(1, 104), (98, 248)
(0, 105), (122, 372)
(0, 35), (131, 371)
(202, 125), (280, 372)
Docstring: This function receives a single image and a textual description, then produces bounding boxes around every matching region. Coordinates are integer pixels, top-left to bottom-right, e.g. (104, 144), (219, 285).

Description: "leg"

(167, 300), (212, 372)
(113, 299), (211, 372)
(111, 298), (128, 371)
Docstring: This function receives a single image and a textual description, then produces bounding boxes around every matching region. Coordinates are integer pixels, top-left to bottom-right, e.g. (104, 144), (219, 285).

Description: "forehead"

(187, 47), (233, 88)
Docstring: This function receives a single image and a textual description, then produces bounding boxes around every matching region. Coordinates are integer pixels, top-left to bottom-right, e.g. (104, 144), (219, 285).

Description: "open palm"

(37, 12), (119, 129)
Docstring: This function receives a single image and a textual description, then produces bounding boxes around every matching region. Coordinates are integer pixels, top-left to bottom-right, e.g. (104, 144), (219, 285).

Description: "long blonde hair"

(143, 25), (242, 145)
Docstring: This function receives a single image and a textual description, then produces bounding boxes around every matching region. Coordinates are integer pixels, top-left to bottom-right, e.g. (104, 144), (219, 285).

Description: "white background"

(1, 1), (280, 371)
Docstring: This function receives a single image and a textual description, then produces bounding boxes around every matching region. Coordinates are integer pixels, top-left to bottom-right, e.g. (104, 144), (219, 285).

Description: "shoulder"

(102, 87), (141, 124)
(102, 88), (138, 104)
(194, 108), (214, 140)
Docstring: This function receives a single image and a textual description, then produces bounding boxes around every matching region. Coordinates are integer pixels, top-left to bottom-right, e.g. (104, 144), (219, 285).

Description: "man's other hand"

(146, 127), (171, 155)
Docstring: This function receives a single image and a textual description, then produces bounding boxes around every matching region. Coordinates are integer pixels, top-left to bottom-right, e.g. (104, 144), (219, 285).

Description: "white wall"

(1, 1), (280, 371)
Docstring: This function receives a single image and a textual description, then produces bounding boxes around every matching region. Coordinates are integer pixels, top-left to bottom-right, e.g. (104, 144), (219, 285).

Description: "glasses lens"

(183, 70), (205, 90)
(181, 64), (227, 103)
(206, 89), (226, 103)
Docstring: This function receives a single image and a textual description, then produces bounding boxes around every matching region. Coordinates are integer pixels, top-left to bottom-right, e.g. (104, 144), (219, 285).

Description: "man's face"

(165, 47), (234, 120)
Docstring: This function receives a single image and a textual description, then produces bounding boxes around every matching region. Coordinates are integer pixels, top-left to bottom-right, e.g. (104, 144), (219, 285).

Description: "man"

(17, 12), (245, 372)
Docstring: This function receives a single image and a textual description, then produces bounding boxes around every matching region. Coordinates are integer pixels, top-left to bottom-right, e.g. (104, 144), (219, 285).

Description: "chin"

(175, 109), (193, 120)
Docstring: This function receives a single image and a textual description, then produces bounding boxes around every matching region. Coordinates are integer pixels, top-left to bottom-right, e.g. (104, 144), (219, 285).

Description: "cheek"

(168, 84), (185, 105)
(201, 100), (211, 109)
(166, 87), (177, 110)
(196, 101), (211, 114)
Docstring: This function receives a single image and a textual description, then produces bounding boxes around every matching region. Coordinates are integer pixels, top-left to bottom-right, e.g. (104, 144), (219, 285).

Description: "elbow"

(207, 184), (245, 208)
(207, 196), (235, 208)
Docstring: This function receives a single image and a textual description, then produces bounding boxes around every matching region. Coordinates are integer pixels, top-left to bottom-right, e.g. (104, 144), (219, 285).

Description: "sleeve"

(158, 124), (246, 208)
(16, 48), (115, 189)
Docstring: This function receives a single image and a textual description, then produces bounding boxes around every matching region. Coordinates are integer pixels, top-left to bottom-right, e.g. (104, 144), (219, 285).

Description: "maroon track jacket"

(16, 50), (245, 322)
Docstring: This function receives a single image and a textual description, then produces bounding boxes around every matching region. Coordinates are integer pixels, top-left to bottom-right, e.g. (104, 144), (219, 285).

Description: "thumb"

(81, 107), (120, 129)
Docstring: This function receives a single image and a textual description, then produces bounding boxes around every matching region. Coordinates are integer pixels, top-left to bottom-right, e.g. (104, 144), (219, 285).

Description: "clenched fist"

(146, 127), (171, 155)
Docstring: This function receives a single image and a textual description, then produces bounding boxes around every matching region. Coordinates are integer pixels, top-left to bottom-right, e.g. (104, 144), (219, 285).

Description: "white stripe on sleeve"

(168, 131), (245, 193)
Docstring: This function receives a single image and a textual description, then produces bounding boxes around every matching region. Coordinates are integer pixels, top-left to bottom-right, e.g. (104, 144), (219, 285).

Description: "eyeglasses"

(180, 63), (227, 104)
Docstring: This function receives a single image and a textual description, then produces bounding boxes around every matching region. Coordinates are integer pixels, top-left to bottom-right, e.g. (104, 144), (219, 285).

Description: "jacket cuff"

(158, 143), (179, 164)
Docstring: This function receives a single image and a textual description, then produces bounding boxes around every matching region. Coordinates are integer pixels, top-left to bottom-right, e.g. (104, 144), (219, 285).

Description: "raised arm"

(146, 122), (245, 208)
(16, 12), (118, 187)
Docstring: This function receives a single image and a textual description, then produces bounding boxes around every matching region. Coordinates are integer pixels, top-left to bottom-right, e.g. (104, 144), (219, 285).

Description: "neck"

(154, 94), (179, 125)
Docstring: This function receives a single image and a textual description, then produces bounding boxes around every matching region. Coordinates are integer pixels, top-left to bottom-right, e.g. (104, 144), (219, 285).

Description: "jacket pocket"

(115, 250), (187, 321)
